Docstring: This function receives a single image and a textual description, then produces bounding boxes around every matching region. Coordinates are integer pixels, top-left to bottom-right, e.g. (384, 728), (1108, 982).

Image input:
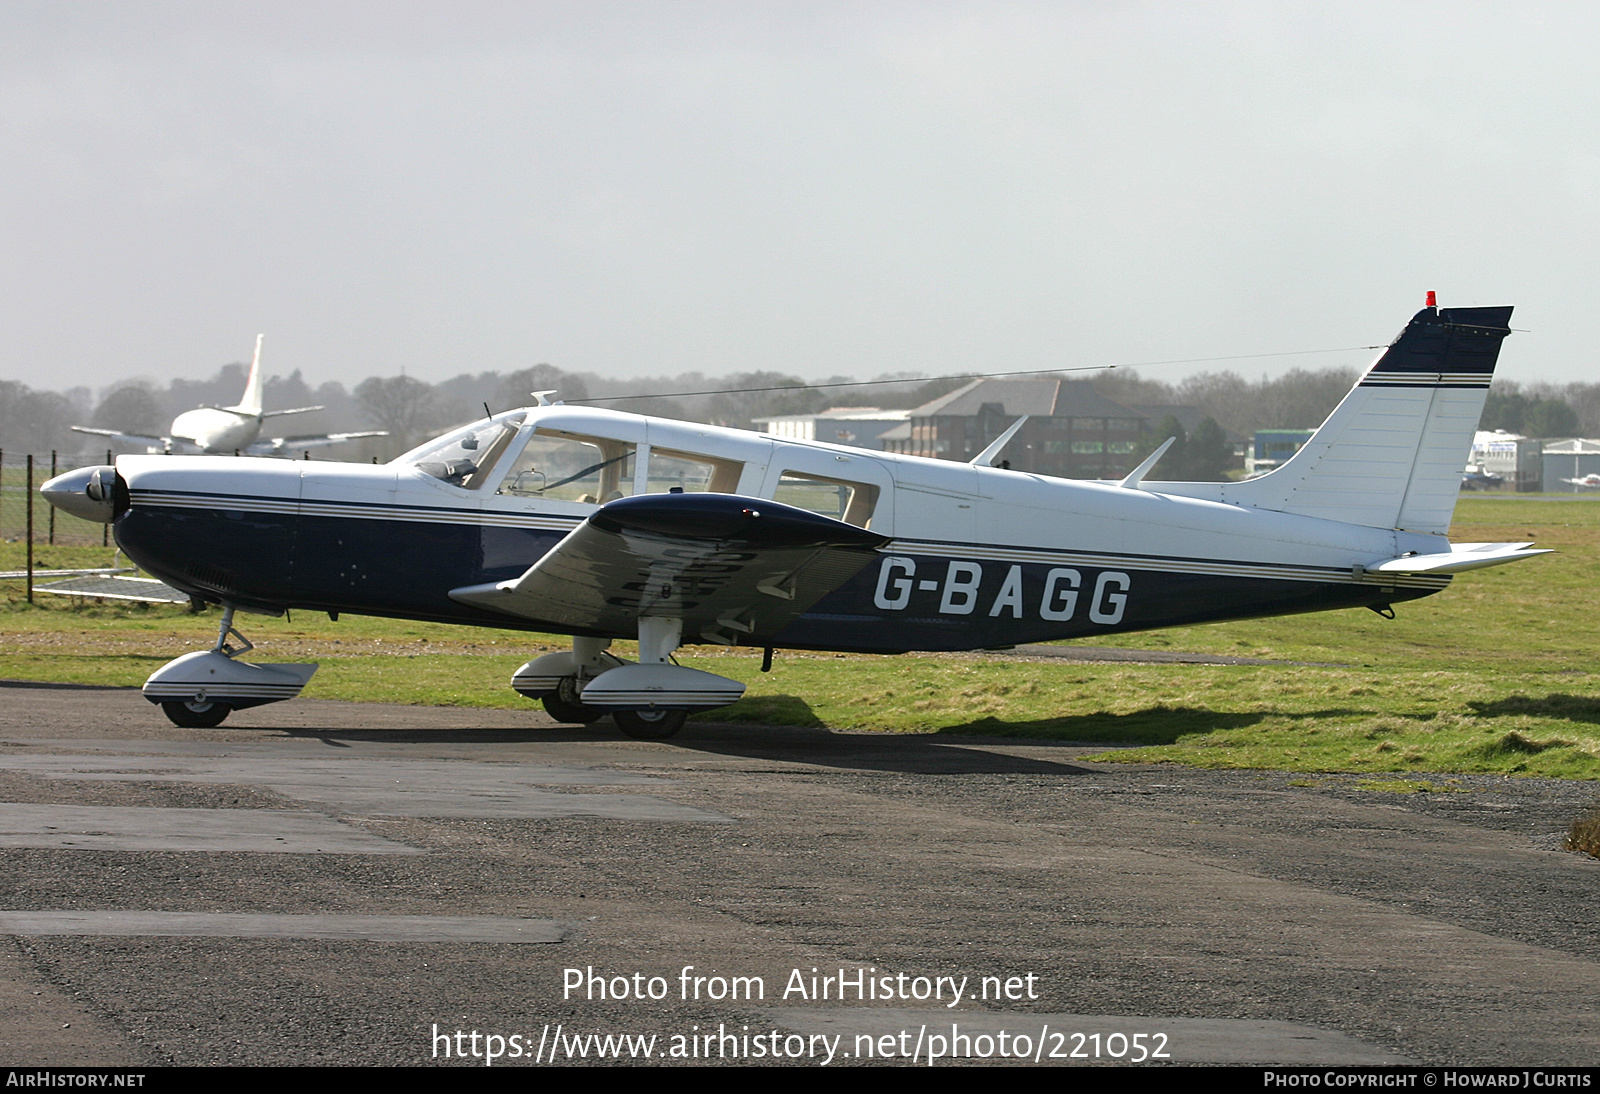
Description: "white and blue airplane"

(42, 298), (1546, 737)
(72, 335), (387, 457)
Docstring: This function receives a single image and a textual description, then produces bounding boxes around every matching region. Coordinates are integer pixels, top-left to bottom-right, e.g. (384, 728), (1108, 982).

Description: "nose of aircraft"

(40, 465), (124, 524)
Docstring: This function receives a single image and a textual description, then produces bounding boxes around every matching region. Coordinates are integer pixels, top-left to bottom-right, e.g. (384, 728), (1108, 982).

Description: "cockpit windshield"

(400, 413), (526, 489)
(397, 412), (747, 503)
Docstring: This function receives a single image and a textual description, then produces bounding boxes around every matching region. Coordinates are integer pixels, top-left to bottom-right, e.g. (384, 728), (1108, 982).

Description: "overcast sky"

(2, 1), (1595, 395)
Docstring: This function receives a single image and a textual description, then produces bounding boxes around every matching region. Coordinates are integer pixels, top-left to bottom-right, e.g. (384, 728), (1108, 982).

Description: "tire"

(541, 677), (604, 724)
(161, 700), (230, 729)
(612, 708), (688, 740)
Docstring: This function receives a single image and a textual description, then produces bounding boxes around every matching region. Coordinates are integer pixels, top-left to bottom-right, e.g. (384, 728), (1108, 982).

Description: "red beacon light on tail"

(1426, 291), (1437, 308)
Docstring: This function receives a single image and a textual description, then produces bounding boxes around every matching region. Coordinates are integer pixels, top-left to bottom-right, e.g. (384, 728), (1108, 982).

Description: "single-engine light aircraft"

(42, 299), (1547, 737)
(1562, 473), (1600, 489)
(73, 335), (387, 457)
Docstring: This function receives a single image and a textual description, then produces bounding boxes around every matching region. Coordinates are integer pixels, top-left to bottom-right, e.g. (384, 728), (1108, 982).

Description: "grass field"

(1, 495), (1597, 779)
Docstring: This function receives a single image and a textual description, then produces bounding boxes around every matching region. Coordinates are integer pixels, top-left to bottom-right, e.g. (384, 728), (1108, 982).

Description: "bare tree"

(498, 364), (590, 409)
(92, 383), (164, 437)
(355, 375), (438, 451)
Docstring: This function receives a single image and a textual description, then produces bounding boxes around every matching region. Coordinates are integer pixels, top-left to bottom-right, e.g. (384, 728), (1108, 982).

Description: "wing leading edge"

(449, 493), (890, 645)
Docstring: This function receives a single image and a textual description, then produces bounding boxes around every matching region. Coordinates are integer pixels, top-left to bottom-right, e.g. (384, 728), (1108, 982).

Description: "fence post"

(25, 454), (33, 605)
(103, 449), (112, 547)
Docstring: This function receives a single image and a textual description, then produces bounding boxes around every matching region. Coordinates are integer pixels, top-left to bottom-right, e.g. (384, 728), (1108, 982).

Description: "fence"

(0, 449), (113, 549)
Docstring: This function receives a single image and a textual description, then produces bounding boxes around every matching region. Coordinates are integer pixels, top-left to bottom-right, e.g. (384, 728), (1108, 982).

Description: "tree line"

(3, 357), (1593, 463)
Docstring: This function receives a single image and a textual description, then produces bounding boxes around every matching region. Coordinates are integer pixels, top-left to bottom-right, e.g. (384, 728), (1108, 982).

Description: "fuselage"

(167, 406), (265, 454)
(109, 405), (1450, 653)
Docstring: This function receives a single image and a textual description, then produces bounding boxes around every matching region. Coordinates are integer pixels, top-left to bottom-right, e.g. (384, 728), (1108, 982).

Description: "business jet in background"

(73, 335), (386, 457)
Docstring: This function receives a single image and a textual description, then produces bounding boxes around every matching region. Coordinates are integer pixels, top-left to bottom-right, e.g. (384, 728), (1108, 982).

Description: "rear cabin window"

(644, 449), (742, 495)
(773, 471), (878, 527)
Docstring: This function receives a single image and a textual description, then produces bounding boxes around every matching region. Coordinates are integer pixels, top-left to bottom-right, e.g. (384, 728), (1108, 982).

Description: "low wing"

(246, 431), (388, 456)
(449, 493), (889, 645)
(71, 425), (169, 448)
(1366, 542), (1551, 575)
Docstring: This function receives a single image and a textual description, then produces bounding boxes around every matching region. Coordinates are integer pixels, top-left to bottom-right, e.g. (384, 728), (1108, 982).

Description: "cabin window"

(641, 448), (742, 495)
(407, 416), (525, 489)
(773, 471), (878, 527)
(497, 432), (637, 504)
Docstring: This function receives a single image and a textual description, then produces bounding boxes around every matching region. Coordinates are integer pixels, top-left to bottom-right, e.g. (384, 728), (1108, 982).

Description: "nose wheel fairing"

(141, 607), (317, 728)
(143, 650), (317, 711)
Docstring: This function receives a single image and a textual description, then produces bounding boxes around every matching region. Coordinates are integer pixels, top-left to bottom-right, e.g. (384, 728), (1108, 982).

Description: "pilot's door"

(479, 424), (645, 581)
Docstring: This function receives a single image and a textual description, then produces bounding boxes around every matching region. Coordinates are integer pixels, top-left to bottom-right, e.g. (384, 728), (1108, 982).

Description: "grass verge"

(0, 497), (1595, 779)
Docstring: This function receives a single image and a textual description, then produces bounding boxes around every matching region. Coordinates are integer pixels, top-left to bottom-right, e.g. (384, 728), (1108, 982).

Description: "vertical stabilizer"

(233, 334), (266, 417)
(1227, 303), (1513, 534)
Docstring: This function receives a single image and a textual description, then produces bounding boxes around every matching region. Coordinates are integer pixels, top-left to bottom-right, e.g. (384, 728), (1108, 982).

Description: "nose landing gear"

(143, 606), (318, 728)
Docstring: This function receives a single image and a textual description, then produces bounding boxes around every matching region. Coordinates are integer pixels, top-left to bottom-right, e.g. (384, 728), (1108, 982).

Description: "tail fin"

(232, 334), (266, 417)
(1227, 303), (1513, 534)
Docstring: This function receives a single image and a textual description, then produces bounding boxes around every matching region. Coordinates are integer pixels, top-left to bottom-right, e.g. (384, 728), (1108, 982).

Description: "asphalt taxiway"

(1, 682), (1596, 1066)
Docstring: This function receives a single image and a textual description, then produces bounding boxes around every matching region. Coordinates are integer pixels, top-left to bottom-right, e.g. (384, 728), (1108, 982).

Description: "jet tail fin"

(1223, 302), (1514, 535)
(231, 334), (266, 417)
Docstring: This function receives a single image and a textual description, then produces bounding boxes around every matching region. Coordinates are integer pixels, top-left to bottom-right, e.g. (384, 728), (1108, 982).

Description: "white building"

(752, 407), (910, 451)
(1470, 430), (1543, 492)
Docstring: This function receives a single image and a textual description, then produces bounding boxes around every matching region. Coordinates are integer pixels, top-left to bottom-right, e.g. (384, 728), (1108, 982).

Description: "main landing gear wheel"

(612, 708), (688, 740)
(540, 677), (605, 725)
(161, 700), (230, 729)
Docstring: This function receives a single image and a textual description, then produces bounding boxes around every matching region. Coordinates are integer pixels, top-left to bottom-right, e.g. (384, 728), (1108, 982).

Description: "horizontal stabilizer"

(1365, 542), (1551, 575)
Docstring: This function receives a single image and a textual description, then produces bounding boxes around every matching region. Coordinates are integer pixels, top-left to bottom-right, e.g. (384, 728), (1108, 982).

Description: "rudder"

(1228, 303), (1513, 534)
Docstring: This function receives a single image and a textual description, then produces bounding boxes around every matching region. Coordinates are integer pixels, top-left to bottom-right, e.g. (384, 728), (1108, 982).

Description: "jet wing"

(247, 431), (389, 456)
(1365, 542), (1551, 575)
(449, 493), (890, 645)
(71, 425), (169, 448)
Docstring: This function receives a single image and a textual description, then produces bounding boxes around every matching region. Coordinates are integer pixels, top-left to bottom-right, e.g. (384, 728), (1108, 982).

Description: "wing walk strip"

(130, 491), (1446, 590)
(887, 540), (1449, 589)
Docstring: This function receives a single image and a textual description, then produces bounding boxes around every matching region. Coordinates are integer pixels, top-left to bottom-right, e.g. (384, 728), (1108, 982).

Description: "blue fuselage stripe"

(114, 500), (1443, 652)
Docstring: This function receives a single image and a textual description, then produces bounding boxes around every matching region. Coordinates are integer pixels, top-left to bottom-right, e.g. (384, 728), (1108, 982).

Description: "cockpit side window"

(497, 431), (637, 504)
(773, 471), (878, 527)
